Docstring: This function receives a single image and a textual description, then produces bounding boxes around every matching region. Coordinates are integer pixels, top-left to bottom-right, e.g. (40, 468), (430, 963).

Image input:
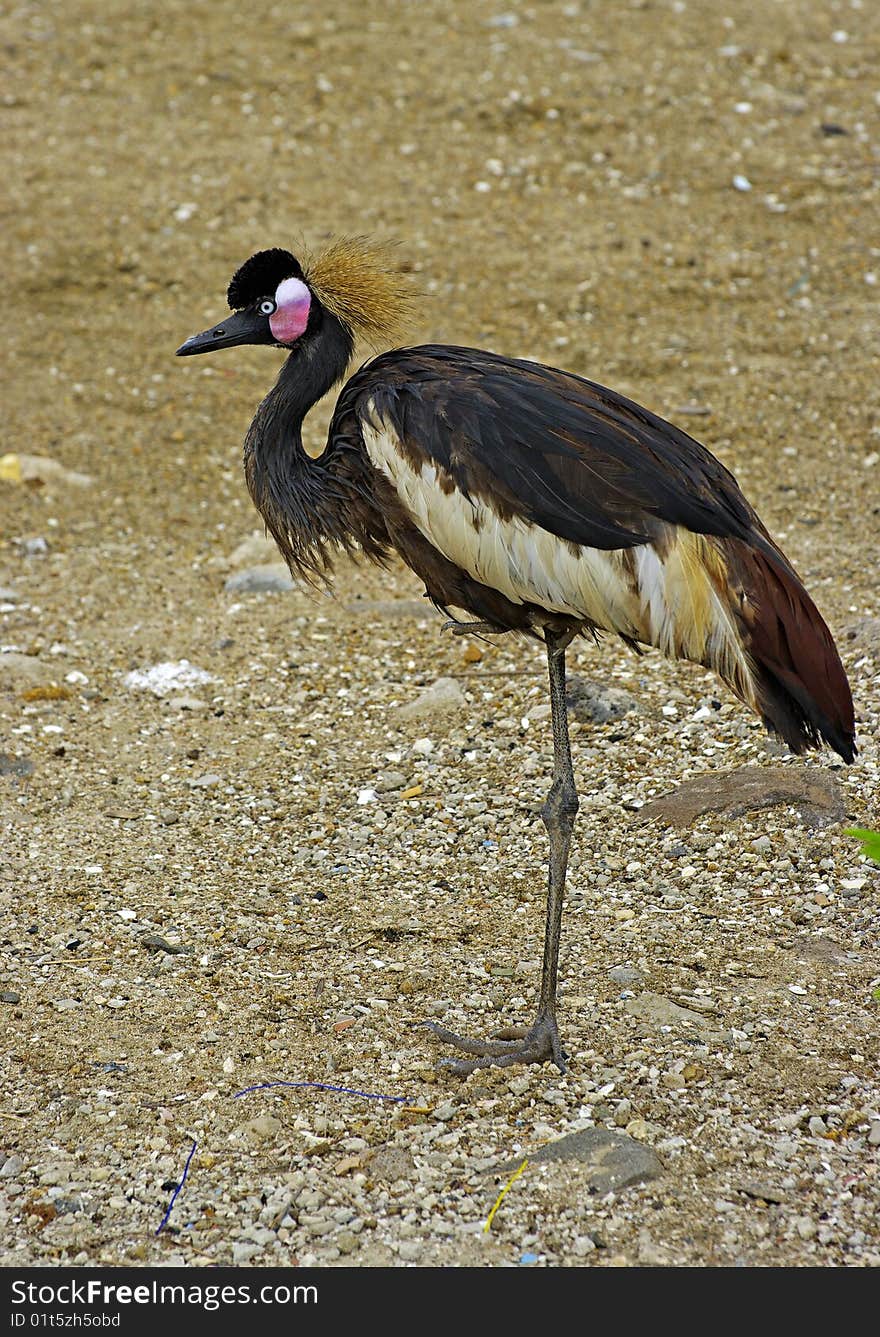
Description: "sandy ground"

(1, 0), (879, 1268)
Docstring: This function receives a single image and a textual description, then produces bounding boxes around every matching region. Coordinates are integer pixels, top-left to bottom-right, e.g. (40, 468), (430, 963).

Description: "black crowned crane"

(177, 237), (856, 1074)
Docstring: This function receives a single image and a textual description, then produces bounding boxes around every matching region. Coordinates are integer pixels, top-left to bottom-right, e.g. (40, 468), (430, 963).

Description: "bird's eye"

(259, 299), (276, 315)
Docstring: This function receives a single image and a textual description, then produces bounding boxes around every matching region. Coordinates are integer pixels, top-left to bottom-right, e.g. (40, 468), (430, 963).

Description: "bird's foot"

(442, 618), (501, 638)
(423, 1014), (566, 1076)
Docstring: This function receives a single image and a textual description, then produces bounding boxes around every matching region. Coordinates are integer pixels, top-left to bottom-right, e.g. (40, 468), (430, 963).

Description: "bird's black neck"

(261, 310), (355, 446)
(243, 311), (378, 583)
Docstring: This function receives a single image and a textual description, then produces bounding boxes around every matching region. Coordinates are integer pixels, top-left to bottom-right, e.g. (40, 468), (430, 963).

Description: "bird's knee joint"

(542, 784), (579, 831)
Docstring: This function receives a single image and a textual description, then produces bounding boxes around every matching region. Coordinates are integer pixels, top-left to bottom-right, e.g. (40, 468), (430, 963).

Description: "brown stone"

(637, 765), (844, 829)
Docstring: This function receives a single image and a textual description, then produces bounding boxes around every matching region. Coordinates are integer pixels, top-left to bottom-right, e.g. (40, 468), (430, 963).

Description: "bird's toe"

(424, 1015), (565, 1075)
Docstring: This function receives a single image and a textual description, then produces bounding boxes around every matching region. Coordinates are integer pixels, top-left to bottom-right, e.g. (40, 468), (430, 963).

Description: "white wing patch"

(360, 410), (640, 631)
(360, 408), (753, 699)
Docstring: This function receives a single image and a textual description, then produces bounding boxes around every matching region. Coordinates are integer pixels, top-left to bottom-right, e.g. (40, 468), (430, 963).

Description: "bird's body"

(178, 238), (856, 1073)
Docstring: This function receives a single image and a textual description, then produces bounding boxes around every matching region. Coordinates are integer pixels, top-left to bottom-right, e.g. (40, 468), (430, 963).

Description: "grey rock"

(374, 770), (408, 793)
(225, 534), (280, 569)
(189, 773), (222, 789)
(0, 585), (18, 601)
(637, 765), (844, 829)
(566, 676), (637, 724)
(242, 1225), (277, 1248)
(52, 1197), (83, 1215)
(363, 1145), (416, 1182)
(397, 676), (466, 720)
(232, 1241), (263, 1264)
(791, 935), (860, 968)
(500, 1129), (663, 1193)
(0, 754), (34, 778)
(793, 1215), (817, 1240)
(738, 1181), (787, 1204)
(623, 991), (709, 1029)
(225, 563), (295, 593)
(140, 934), (188, 955)
(1, 1156), (23, 1178)
(609, 965), (643, 986)
(867, 1121), (880, 1148)
(1, 990), (21, 1004)
(39, 1164), (73, 1186)
(241, 1115), (282, 1144)
(347, 597), (437, 621)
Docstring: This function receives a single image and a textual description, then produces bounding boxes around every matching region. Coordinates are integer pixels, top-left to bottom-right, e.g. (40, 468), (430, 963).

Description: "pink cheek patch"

(269, 277), (312, 343)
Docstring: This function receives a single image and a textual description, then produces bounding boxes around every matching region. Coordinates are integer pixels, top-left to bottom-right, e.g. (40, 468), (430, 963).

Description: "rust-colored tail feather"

(727, 540), (856, 763)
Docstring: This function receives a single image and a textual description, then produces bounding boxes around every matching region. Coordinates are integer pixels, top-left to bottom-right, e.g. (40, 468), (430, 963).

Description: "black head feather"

(227, 248), (304, 310)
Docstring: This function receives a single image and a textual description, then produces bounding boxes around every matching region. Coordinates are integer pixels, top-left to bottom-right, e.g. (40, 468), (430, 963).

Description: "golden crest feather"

(303, 235), (418, 346)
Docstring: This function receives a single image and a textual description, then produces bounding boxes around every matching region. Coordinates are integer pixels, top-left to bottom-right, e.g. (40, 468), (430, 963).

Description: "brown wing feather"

(342, 344), (764, 551)
(724, 539), (856, 761)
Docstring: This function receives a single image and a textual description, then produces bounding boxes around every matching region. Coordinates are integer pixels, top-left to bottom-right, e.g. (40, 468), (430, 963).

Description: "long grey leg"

(424, 626), (579, 1075)
(535, 628), (579, 1057)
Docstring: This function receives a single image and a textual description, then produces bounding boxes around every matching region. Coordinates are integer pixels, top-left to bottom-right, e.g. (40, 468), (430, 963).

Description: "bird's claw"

(423, 1016), (566, 1075)
(442, 618), (501, 637)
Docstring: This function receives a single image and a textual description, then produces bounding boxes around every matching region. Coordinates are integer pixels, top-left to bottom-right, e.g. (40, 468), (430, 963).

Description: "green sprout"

(844, 827), (880, 863)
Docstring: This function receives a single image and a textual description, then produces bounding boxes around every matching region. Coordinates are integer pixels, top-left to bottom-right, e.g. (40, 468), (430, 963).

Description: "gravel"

(1, 0), (878, 1271)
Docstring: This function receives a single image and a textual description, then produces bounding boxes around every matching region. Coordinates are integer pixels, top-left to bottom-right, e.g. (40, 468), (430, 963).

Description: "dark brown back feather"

(341, 344), (765, 551)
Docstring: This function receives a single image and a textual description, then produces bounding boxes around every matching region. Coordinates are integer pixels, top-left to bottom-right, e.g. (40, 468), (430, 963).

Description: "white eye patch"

(269, 277), (311, 343)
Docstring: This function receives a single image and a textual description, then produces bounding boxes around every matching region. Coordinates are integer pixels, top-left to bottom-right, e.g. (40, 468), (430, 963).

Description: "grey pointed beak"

(176, 306), (270, 356)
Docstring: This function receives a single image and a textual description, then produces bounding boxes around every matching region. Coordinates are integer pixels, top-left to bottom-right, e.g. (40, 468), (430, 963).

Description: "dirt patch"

(1, 0), (878, 1268)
